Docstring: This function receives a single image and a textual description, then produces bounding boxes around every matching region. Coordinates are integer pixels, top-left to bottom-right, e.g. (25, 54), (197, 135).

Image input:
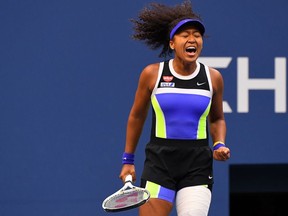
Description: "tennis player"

(119, 1), (230, 215)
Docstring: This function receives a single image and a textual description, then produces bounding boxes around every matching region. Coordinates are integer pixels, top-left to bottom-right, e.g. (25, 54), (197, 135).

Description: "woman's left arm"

(209, 67), (230, 161)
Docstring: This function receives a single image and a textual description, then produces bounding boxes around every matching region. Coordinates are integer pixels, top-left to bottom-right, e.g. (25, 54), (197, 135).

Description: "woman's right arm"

(119, 63), (159, 182)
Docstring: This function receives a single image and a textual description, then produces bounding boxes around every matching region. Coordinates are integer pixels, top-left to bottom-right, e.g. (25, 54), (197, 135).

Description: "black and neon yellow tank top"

(150, 59), (213, 140)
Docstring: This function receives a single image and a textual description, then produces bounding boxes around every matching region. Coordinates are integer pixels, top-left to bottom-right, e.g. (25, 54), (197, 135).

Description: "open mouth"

(186, 46), (197, 54)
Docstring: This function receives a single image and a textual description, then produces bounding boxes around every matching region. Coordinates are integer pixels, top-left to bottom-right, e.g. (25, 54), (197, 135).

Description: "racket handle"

(125, 174), (133, 183)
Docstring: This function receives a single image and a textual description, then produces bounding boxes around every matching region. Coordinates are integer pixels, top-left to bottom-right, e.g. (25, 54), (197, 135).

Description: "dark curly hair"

(131, 0), (203, 58)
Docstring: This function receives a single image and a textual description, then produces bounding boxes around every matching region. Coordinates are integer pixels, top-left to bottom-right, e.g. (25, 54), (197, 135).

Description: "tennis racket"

(102, 174), (150, 212)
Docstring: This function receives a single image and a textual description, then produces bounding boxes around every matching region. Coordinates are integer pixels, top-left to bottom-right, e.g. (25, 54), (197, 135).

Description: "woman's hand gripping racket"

(102, 175), (150, 212)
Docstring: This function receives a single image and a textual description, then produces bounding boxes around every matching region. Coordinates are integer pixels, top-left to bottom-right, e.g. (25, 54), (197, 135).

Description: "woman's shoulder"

(140, 62), (161, 80)
(139, 62), (161, 91)
(142, 62), (161, 74)
(207, 66), (223, 80)
(206, 66), (224, 93)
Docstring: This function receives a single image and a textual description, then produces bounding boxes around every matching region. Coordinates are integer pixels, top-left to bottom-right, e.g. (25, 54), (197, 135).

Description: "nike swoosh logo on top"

(197, 82), (206, 86)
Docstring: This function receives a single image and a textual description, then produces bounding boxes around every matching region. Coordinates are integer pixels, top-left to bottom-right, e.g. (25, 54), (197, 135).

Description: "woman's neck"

(172, 58), (197, 76)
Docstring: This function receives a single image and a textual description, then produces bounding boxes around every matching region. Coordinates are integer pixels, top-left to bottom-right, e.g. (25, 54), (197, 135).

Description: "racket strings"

(104, 189), (148, 209)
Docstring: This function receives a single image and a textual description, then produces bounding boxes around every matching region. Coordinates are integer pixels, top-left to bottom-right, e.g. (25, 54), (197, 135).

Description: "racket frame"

(102, 175), (150, 212)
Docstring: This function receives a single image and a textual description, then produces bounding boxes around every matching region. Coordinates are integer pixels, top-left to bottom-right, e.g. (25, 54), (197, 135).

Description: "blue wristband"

(213, 141), (226, 151)
(122, 152), (135, 165)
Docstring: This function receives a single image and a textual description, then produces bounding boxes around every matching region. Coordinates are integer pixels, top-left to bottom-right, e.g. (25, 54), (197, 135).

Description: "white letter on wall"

(237, 57), (286, 113)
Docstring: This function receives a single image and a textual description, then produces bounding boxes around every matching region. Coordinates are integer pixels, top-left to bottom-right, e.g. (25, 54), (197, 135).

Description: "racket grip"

(125, 174), (133, 183)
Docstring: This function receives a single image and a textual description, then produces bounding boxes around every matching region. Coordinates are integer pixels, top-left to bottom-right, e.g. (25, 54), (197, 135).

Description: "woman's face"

(169, 25), (203, 62)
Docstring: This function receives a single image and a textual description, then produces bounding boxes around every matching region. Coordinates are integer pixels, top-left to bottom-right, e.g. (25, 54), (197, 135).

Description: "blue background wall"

(0, 0), (287, 215)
